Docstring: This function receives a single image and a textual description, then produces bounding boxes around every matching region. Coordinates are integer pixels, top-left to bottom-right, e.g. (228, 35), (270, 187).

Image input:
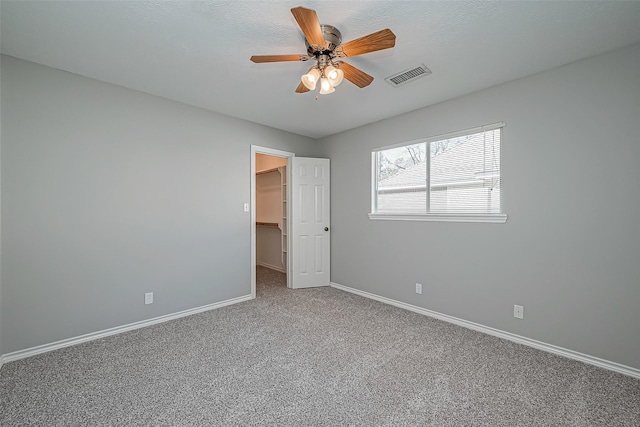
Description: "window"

(370, 123), (507, 223)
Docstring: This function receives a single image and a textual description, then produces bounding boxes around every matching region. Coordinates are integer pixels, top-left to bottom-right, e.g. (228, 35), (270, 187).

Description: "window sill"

(368, 213), (508, 223)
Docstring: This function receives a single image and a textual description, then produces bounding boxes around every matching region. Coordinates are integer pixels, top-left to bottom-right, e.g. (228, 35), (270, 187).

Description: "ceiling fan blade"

(340, 29), (396, 57)
(338, 62), (374, 88)
(250, 54), (307, 63)
(295, 81), (310, 93)
(291, 6), (325, 46)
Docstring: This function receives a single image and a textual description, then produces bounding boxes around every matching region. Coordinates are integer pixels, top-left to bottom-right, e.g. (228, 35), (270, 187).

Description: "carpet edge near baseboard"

(330, 282), (640, 380)
(256, 262), (286, 274)
(0, 294), (254, 367)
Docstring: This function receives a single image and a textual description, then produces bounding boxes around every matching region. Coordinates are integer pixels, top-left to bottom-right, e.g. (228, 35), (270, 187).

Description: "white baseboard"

(1, 294), (254, 365)
(257, 262), (286, 273)
(330, 282), (640, 379)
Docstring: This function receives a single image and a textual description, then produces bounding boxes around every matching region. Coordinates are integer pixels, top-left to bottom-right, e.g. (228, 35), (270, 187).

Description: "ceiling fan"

(250, 6), (396, 96)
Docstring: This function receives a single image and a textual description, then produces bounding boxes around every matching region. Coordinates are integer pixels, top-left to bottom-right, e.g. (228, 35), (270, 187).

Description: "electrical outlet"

(145, 292), (153, 305)
(514, 304), (524, 319)
(415, 283), (422, 294)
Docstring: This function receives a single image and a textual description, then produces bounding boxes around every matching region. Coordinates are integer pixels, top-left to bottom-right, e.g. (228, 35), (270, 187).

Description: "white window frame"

(369, 123), (508, 223)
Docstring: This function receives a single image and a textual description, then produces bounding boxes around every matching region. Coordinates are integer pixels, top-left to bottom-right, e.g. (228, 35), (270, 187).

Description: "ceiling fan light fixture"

(301, 68), (321, 90)
(319, 77), (335, 94)
(251, 7), (397, 97)
(325, 65), (344, 87)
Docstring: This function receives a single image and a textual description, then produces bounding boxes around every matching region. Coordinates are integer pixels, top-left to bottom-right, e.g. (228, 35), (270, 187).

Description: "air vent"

(385, 64), (432, 87)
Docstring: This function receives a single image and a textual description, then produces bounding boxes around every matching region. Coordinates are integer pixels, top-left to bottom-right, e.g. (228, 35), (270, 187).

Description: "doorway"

(250, 146), (331, 297)
(250, 146), (294, 298)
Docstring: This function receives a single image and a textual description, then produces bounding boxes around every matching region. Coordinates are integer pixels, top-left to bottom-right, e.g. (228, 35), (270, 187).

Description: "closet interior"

(255, 154), (287, 274)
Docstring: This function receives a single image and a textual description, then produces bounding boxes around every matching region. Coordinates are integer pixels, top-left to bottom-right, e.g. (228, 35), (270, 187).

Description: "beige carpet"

(1, 266), (639, 426)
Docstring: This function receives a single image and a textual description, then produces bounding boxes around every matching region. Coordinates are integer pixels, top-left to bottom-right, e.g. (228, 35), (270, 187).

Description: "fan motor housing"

(306, 24), (342, 56)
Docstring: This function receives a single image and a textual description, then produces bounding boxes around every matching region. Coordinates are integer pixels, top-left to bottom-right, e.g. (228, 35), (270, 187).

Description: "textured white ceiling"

(2, 1), (640, 139)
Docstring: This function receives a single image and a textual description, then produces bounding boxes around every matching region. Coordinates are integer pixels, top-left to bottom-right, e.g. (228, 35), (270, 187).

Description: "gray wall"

(0, 56), (3, 360)
(318, 43), (640, 369)
(0, 55), (317, 354)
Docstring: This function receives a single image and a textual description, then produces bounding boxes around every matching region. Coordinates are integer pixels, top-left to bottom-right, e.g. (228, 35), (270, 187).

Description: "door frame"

(250, 145), (294, 298)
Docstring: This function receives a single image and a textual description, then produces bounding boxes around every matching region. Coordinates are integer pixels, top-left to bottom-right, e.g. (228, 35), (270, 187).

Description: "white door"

(291, 157), (330, 288)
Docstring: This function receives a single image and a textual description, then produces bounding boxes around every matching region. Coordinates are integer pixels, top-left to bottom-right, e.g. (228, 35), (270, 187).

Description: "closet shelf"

(256, 167), (280, 175)
(256, 222), (279, 227)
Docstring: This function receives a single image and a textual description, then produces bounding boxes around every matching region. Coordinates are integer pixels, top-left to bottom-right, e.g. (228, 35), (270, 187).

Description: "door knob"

(324, 227), (329, 231)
